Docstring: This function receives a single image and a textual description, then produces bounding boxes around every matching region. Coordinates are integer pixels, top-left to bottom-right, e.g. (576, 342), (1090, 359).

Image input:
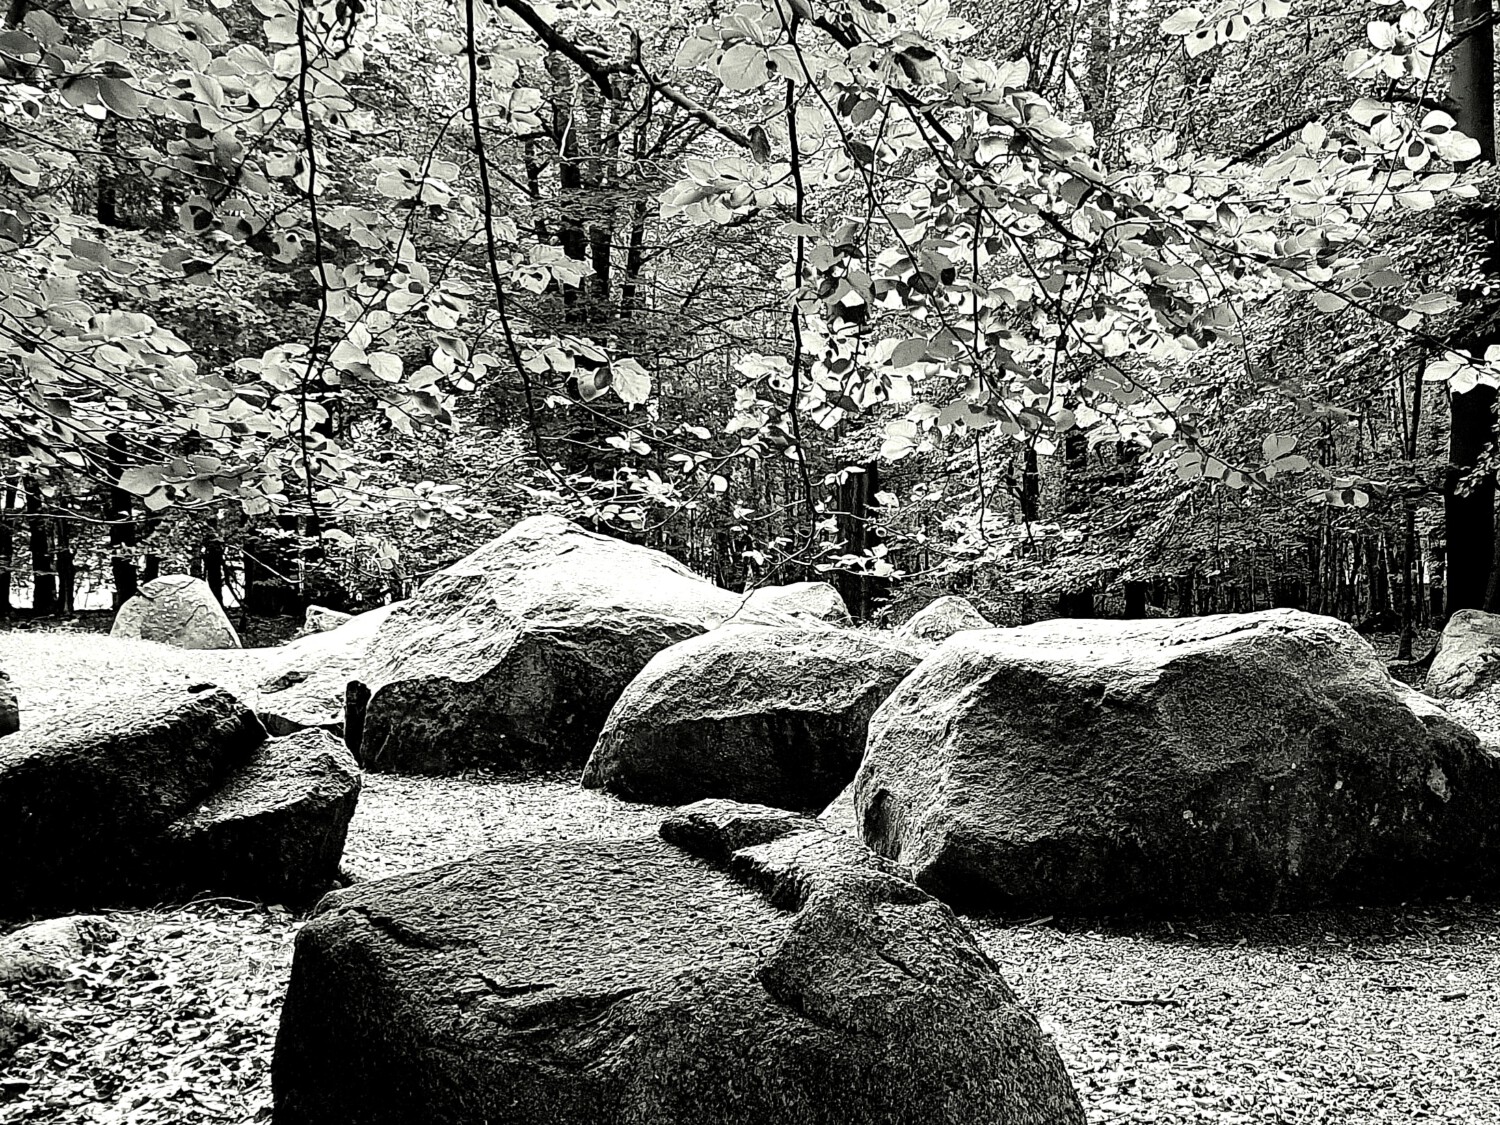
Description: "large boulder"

(346, 516), (741, 773)
(0, 670), (16, 736)
(161, 729), (361, 906)
(855, 609), (1500, 914)
(273, 801), (1084, 1125)
(742, 581), (852, 624)
(258, 605), (398, 736)
(897, 595), (991, 647)
(110, 574), (241, 649)
(582, 624), (918, 810)
(1427, 609), (1500, 699)
(0, 683), (265, 917)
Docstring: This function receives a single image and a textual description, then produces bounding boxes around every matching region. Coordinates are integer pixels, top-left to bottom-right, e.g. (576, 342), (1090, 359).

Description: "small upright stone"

(1427, 608), (1500, 699)
(742, 581), (852, 624)
(897, 595), (992, 648)
(111, 574), (241, 650)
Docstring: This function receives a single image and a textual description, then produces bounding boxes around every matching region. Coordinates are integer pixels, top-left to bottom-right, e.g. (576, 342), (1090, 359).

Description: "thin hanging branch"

(293, 0), (331, 522)
(784, 72), (818, 528)
(466, 0), (548, 467)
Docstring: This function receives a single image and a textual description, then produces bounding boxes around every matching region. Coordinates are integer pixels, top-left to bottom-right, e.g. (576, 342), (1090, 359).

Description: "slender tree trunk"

(97, 118), (119, 225)
(833, 463), (886, 619)
(1400, 502), (1418, 658)
(1446, 0), (1497, 614)
(548, 54), (587, 318)
(1020, 446), (1041, 521)
(25, 479), (55, 615)
(618, 197), (650, 319)
(55, 517), (74, 615)
(204, 520), (224, 606)
(106, 432), (139, 606)
(0, 479), (13, 616)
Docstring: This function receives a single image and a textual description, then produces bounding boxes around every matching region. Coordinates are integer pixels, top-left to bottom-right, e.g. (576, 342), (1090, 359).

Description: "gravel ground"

(2, 631), (1499, 1124)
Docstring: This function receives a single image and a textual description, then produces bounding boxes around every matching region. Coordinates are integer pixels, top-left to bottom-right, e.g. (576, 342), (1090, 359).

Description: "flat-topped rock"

(274, 805), (1084, 1125)
(346, 516), (741, 773)
(742, 581), (852, 624)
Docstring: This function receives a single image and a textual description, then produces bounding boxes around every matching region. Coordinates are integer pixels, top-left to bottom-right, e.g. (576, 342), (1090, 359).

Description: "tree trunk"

(204, 527), (224, 606)
(0, 479), (13, 616)
(1445, 386), (1495, 613)
(106, 432), (139, 607)
(548, 54), (587, 319)
(1446, 0), (1497, 614)
(1400, 501), (1417, 659)
(832, 463), (887, 619)
(1058, 590), (1095, 618)
(25, 479), (55, 615)
(1020, 445), (1040, 521)
(55, 523), (74, 615)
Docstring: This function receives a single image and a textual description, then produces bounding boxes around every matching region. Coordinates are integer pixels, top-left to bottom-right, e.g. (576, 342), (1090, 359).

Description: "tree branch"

(628, 32), (754, 150)
(489, 0), (616, 97)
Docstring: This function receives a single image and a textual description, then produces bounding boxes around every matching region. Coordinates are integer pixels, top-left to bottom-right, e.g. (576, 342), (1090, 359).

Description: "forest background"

(4, 0), (1500, 654)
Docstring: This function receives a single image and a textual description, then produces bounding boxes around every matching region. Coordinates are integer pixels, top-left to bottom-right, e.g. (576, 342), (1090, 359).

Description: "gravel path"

(2, 632), (1498, 1123)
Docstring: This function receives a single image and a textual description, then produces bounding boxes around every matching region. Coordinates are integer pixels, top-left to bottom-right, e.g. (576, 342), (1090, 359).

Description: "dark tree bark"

(1058, 590), (1096, 618)
(204, 530), (224, 606)
(55, 525), (74, 616)
(832, 462), (888, 620)
(1444, 385), (1496, 612)
(0, 479), (13, 616)
(105, 432), (139, 607)
(1446, 0), (1497, 614)
(24, 479), (55, 615)
(1019, 446), (1041, 521)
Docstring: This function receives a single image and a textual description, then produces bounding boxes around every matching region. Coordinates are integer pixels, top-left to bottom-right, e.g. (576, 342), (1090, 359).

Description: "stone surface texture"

(273, 801), (1084, 1125)
(582, 624), (919, 809)
(856, 609), (1500, 913)
(346, 516), (740, 773)
(110, 575), (241, 649)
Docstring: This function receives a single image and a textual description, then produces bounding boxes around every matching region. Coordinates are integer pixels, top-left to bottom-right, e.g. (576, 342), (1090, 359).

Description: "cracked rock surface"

(273, 798), (1085, 1125)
